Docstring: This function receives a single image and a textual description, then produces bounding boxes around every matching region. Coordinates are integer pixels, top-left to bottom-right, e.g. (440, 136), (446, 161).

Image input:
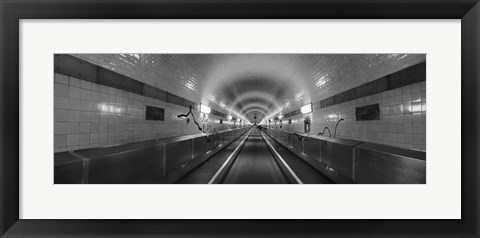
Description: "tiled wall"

(74, 54), (426, 116)
(54, 73), (246, 153)
(268, 81), (426, 151)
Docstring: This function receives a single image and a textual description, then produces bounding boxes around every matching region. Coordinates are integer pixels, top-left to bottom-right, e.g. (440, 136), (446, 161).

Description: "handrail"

(294, 133), (309, 141)
(205, 127), (217, 143)
(56, 127), (250, 157)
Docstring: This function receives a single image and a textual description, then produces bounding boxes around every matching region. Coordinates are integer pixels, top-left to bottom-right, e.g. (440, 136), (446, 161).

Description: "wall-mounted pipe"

(177, 105), (202, 132)
(334, 118), (344, 138)
(318, 127), (332, 137)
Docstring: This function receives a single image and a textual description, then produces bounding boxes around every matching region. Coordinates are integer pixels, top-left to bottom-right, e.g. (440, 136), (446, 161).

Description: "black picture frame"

(1, 0), (479, 237)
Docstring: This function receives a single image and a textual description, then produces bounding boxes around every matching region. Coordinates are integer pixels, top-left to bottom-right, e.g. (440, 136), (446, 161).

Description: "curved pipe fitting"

(177, 105), (202, 132)
(318, 127), (332, 138)
(333, 118), (344, 138)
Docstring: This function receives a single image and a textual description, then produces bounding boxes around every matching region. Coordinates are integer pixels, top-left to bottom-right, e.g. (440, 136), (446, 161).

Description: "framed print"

(1, 0), (479, 237)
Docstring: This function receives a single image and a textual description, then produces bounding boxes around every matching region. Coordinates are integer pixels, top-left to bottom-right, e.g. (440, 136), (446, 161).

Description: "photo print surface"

(54, 54), (426, 184)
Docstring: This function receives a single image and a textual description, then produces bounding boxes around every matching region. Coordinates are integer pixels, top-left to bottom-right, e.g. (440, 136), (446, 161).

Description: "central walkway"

(223, 129), (288, 184)
(177, 127), (335, 184)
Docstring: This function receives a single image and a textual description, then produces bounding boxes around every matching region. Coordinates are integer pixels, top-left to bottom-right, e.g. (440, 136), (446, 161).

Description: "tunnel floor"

(261, 132), (335, 184)
(223, 129), (288, 184)
(176, 130), (252, 184)
(177, 128), (334, 184)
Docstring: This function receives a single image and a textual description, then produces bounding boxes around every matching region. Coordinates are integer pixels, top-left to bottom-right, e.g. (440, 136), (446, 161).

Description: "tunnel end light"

(278, 115), (283, 120)
(301, 103), (313, 114)
(227, 115), (232, 120)
(236, 118), (240, 122)
(200, 104), (211, 114)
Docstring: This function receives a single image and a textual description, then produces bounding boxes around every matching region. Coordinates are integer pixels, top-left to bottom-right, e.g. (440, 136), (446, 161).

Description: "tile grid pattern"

(273, 81), (426, 151)
(54, 73), (246, 152)
(74, 54), (426, 122)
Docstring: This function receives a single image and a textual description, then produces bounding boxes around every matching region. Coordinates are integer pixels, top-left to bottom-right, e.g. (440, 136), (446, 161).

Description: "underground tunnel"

(53, 54), (426, 184)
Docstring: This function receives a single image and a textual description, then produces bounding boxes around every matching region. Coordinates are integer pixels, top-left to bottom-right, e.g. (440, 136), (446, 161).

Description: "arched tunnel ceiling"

(73, 54), (426, 123)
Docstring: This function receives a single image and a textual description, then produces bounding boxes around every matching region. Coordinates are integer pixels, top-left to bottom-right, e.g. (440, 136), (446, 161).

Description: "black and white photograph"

(54, 54), (426, 184)
(4, 0), (479, 236)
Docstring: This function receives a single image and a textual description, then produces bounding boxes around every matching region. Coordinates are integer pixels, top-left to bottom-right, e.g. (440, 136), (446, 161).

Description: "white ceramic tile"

(68, 86), (81, 99)
(54, 109), (68, 122)
(54, 96), (69, 109)
(54, 83), (69, 97)
(54, 73), (69, 85)
(67, 134), (79, 146)
(80, 80), (92, 90)
(69, 76), (81, 87)
(67, 122), (79, 134)
(54, 135), (67, 147)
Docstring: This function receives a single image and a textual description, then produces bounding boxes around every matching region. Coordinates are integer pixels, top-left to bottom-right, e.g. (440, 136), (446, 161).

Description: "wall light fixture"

(200, 104), (211, 114)
(300, 103), (313, 114)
